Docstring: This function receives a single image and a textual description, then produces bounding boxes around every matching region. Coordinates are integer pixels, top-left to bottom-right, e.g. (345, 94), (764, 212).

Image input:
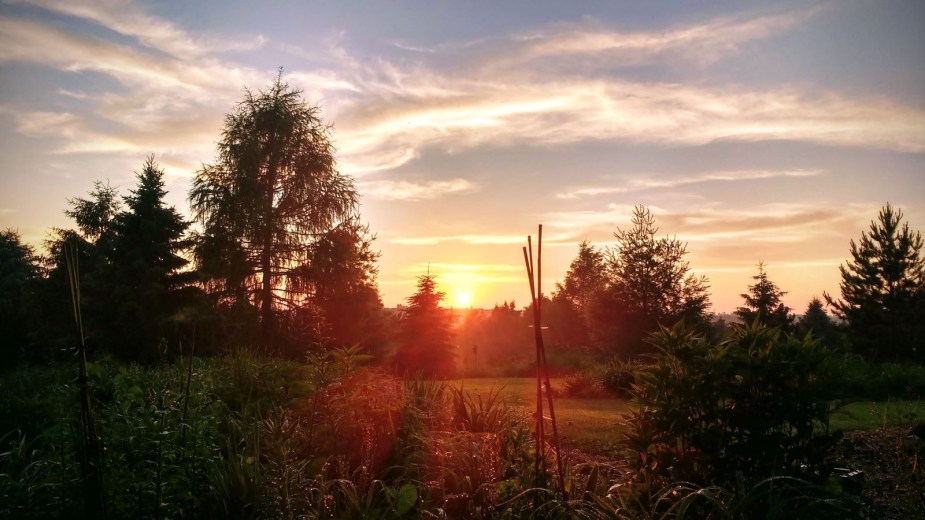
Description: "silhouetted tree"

(105, 157), (199, 362)
(41, 182), (122, 353)
(393, 275), (456, 377)
(456, 301), (529, 371)
(293, 219), (385, 355)
(555, 240), (606, 316)
(0, 229), (41, 363)
(523, 294), (587, 348)
(591, 205), (711, 357)
(797, 297), (837, 346)
(735, 262), (794, 332)
(189, 73), (358, 352)
(553, 240), (606, 346)
(825, 204), (925, 361)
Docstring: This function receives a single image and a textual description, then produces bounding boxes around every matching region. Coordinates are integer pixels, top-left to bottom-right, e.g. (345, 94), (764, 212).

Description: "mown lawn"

(451, 377), (925, 454)
(830, 400), (925, 431)
(450, 377), (629, 454)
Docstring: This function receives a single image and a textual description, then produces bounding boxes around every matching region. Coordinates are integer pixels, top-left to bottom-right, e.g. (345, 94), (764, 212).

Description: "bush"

(561, 371), (611, 398)
(621, 322), (840, 488)
(831, 354), (925, 399)
(600, 358), (640, 398)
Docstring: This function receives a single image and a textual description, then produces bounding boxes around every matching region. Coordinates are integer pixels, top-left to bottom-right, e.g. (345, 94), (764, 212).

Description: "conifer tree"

(735, 262), (794, 332)
(107, 156), (196, 361)
(393, 274), (456, 377)
(0, 229), (41, 362)
(825, 204), (925, 361)
(797, 297), (836, 346)
(590, 205), (711, 356)
(190, 73), (359, 352)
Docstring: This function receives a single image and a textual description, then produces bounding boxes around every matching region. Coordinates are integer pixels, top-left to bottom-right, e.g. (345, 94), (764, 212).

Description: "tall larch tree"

(189, 73), (360, 353)
(825, 204), (925, 361)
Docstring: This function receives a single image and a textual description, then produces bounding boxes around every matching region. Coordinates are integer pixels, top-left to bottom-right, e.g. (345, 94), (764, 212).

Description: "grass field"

(829, 400), (925, 431)
(450, 377), (629, 453)
(450, 377), (925, 454)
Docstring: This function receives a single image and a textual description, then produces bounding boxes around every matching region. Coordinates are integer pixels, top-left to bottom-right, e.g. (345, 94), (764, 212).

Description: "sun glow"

(454, 291), (473, 308)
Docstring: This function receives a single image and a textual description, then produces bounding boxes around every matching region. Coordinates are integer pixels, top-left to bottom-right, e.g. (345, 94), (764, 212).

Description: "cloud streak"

(359, 178), (478, 201)
(3, 4), (924, 182)
(558, 169), (824, 198)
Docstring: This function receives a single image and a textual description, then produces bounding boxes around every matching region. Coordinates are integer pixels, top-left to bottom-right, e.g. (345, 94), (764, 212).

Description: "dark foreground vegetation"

(2, 73), (924, 518)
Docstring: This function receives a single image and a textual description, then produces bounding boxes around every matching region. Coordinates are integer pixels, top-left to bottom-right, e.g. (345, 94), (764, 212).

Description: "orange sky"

(1, 1), (924, 314)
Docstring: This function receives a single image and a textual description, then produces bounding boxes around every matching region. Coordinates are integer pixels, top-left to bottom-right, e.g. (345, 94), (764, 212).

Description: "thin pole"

(535, 225), (565, 494)
(65, 239), (107, 519)
(523, 245), (545, 484)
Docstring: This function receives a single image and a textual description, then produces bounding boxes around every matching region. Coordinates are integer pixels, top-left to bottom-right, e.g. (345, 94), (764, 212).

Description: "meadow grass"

(450, 377), (630, 453)
(452, 378), (925, 454)
(830, 399), (925, 431)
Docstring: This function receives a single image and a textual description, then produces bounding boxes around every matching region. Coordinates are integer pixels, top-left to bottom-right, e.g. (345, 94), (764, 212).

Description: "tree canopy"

(105, 157), (198, 361)
(825, 204), (925, 361)
(189, 73), (365, 353)
(0, 229), (41, 361)
(393, 274), (456, 377)
(735, 262), (794, 332)
(589, 205), (711, 356)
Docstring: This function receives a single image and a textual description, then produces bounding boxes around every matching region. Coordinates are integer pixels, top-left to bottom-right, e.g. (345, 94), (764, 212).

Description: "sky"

(1, 0), (924, 313)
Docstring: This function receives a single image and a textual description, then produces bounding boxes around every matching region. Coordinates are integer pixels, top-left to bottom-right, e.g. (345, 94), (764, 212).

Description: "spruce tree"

(107, 156), (196, 361)
(393, 274), (456, 377)
(825, 204), (925, 361)
(797, 297), (836, 346)
(735, 262), (794, 332)
(591, 205), (711, 356)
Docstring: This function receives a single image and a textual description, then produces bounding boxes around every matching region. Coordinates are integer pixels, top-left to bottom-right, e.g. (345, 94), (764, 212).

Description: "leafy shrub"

(600, 358), (640, 398)
(561, 371), (611, 398)
(621, 322), (840, 488)
(830, 354), (925, 399)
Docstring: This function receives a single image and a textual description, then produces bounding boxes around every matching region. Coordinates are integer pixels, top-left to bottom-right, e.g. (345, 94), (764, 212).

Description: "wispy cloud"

(391, 234), (529, 246)
(359, 178), (478, 201)
(334, 75), (925, 175)
(13, 0), (265, 59)
(558, 169), (824, 199)
(403, 262), (522, 273)
(504, 7), (822, 68)
(544, 202), (877, 247)
(400, 262), (525, 285)
(3, 3), (923, 185)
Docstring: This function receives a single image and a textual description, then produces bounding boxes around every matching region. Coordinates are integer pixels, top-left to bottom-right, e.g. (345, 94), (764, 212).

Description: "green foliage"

(393, 274), (457, 377)
(621, 322), (840, 488)
(562, 371), (611, 399)
(189, 72), (365, 354)
(104, 156), (200, 362)
(590, 205), (712, 358)
(599, 359), (641, 398)
(0, 229), (42, 363)
(826, 203), (925, 362)
(828, 354), (925, 400)
(735, 262), (794, 332)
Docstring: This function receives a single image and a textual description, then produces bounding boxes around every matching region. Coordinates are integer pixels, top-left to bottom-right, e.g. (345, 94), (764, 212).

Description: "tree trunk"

(260, 161), (277, 353)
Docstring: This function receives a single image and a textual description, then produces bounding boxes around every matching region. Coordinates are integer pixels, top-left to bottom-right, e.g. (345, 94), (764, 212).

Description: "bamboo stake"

(535, 225), (565, 494)
(522, 244), (545, 484)
(65, 238), (107, 519)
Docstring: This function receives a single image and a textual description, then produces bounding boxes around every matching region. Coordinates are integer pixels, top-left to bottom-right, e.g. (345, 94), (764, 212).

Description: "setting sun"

(453, 291), (473, 308)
